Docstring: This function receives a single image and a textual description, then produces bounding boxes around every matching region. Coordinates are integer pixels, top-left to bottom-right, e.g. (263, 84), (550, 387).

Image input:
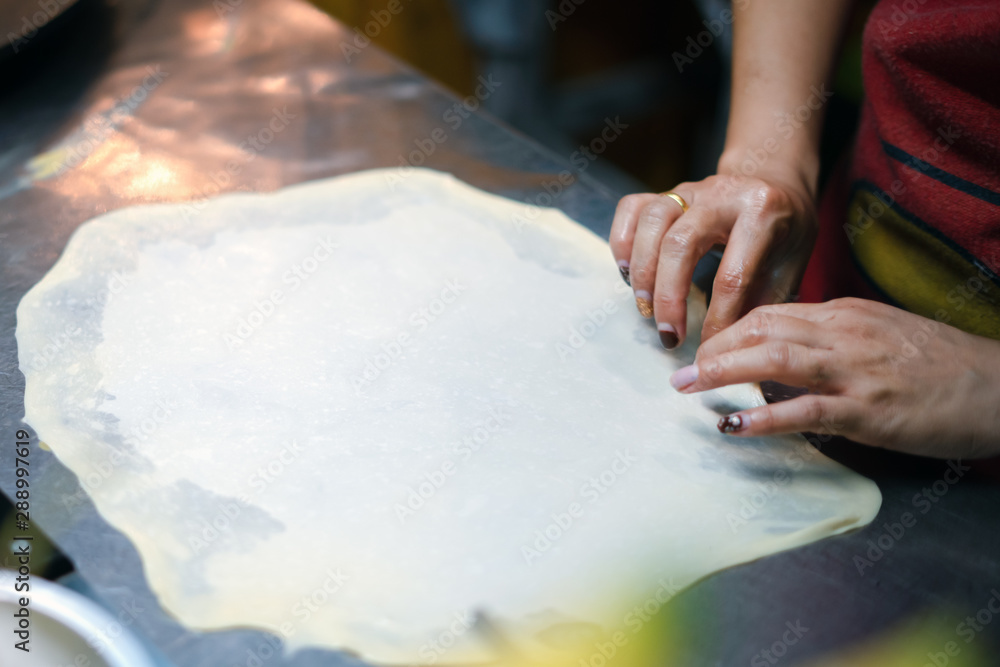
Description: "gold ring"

(661, 191), (689, 213)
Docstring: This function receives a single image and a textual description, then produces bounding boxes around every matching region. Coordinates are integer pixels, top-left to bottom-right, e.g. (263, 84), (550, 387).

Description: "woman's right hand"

(609, 170), (818, 349)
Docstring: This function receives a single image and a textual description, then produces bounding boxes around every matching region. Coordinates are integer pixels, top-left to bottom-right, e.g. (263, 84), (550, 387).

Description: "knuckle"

(662, 223), (699, 255)
(757, 182), (789, 209)
(713, 173), (747, 196)
(704, 354), (732, 380)
(631, 265), (653, 284)
(745, 187), (795, 233)
(835, 297), (867, 311)
(637, 201), (671, 227)
(739, 312), (771, 342)
(754, 187), (799, 228)
(616, 193), (643, 213)
(653, 291), (682, 310)
(704, 362), (723, 381)
(714, 270), (750, 297)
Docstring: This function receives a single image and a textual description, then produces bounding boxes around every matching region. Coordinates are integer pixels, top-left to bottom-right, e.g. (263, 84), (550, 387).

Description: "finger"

(701, 212), (788, 341)
(627, 192), (690, 320)
(609, 193), (661, 286)
(741, 300), (838, 323)
(695, 311), (830, 363)
(652, 205), (727, 347)
(714, 395), (857, 439)
(669, 342), (836, 394)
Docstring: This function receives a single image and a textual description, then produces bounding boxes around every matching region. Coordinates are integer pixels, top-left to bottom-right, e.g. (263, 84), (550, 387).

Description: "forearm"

(718, 0), (854, 199)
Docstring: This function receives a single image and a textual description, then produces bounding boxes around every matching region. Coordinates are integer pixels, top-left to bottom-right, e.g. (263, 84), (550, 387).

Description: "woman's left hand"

(669, 297), (1000, 459)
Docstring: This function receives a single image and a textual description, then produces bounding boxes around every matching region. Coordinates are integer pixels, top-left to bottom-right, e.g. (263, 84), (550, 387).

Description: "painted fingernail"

(618, 260), (631, 286)
(718, 414), (748, 434)
(657, 322), (678, 349)
(635, 290), (653, 318)
(669, 364), (698, 391)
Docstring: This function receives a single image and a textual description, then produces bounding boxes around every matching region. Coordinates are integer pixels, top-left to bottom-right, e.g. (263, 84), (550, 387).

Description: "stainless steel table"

(1, 0), (998, 665)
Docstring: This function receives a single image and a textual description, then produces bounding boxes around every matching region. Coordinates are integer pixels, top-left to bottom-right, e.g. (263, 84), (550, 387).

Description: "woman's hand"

(606, 0), (855, 350)
(668, 298), (1000, 459)
(609, 172), (817, 349)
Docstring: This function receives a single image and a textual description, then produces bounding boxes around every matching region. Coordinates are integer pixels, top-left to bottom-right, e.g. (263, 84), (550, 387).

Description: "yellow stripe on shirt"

(847, 186), (1000, 340)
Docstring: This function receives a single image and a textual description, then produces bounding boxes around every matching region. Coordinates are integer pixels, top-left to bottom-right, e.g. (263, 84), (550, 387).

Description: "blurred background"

(312, 0), (872, 195)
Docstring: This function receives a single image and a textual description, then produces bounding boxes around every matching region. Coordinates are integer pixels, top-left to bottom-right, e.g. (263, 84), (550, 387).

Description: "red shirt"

(799, 0), (1000, 341)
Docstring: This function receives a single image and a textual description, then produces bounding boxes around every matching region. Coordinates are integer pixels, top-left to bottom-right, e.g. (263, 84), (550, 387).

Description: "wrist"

(717, 145), (820, 202)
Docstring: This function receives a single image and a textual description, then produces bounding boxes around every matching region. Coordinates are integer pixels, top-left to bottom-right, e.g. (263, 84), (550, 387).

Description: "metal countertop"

(1, 0), (998, 664)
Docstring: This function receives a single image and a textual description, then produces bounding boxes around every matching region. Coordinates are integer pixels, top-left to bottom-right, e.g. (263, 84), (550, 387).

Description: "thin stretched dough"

(17, 169), (880, 664)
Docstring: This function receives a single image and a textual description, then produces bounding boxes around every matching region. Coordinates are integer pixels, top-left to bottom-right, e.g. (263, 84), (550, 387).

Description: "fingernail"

(657, 322), (678, 349)
(618, 260), (631, 286)
(670, 364), (698, 391)
(635, 290), (653, 318)
(718, 414), (748, 434)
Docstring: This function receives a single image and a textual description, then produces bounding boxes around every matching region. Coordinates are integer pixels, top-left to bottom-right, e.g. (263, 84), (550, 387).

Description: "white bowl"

(0, 567), (158, 667)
